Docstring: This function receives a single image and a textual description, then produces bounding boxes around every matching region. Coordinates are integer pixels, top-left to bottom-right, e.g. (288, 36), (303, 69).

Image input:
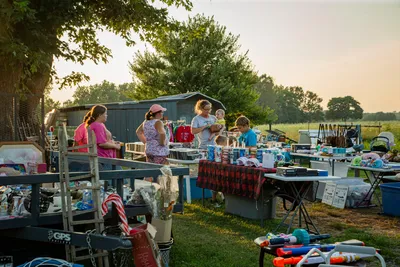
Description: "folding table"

(290, 153), (354, 176)
(348, 165), (400, 212)
(264, 174), (341, 235)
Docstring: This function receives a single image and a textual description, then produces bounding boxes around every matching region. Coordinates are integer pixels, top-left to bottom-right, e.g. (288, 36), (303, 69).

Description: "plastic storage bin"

(183, 177), (212, 200)
(380, 182), (400, 216)
(311, 160), (349, 200)
(321, 178), (372, 208)
(225, 188), (276, 220)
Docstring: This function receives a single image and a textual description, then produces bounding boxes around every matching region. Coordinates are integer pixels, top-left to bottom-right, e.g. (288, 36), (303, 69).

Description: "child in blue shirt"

(235, 116), (257, 148)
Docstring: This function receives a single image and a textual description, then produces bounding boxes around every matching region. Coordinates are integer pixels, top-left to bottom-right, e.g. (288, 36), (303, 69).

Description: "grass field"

(257, 121), (400, 151)
(171, 200), (400, 267)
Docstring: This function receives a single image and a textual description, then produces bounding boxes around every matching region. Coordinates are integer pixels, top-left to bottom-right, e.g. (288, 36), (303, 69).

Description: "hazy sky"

(52, 0), (400, 112)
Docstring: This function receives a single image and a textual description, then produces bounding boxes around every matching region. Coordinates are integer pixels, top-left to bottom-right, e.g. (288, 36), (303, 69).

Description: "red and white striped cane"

(101, 193), (131, 235)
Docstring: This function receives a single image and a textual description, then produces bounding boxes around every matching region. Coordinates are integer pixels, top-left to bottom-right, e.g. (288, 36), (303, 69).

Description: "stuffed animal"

(386, 150), (400, 162)
(362, 152), (380, 161)
(351, 156), (362, 166)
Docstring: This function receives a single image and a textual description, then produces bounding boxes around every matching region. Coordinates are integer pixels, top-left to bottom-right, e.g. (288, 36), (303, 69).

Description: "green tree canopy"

(0, 0), (191, 140)
(301, 91), (324, 122)
(129, 15), (275, 125)
(326, 96), (363, 121)
(273, 86), (324, 123)
(64, 81), (133, 107)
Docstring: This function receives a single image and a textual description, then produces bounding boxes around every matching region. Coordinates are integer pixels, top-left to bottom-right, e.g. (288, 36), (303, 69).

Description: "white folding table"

(348, 165), (400, 212)
(290, 153), (355, 176)
(264, 173), (341, 234)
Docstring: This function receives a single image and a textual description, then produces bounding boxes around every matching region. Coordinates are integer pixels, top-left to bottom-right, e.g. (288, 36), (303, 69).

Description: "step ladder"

(58, 125), (109, 266)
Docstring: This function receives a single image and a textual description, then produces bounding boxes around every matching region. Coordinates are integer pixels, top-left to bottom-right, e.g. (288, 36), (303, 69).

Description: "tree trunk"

(0, 55), (23, 141)
(19, 55), (53, 140)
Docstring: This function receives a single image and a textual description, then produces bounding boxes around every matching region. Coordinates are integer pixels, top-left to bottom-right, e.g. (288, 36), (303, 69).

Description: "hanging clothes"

(175, 125), (195, 143)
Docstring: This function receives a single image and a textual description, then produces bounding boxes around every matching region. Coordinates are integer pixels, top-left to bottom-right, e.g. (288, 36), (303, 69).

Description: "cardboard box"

(152, 218), (172, 243)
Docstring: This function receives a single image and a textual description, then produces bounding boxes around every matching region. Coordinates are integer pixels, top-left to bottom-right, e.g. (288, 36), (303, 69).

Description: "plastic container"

(380, 182), (400, 216)
(225, 188), (277, 220)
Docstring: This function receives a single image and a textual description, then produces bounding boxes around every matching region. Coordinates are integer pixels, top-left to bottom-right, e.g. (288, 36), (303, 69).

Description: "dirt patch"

(274, 198), (400, 237)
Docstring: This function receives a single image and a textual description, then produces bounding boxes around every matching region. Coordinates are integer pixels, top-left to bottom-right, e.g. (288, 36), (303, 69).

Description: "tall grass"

(257, 121), (400, 150)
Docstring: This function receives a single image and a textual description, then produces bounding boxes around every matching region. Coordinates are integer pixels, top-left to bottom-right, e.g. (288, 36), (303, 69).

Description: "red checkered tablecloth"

(196, 160), (276, 200)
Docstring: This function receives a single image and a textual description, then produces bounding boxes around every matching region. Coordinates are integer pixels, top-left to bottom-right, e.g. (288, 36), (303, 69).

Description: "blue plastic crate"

(380, 182), (400, 217)
(183, 177), (212, 200)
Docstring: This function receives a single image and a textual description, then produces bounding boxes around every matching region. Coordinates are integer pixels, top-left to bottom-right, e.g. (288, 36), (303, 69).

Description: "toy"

(277, 244), (336, 257)
(267, 229), (330, 247)
(351, 156), (362, 166)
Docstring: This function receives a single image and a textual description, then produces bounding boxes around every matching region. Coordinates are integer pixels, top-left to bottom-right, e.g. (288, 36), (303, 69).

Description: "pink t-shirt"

(73, 123), (88, 152)
(89, 122), (115, 158)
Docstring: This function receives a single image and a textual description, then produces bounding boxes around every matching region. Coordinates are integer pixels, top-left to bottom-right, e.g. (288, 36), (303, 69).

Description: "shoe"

(214, 203), (221, 208)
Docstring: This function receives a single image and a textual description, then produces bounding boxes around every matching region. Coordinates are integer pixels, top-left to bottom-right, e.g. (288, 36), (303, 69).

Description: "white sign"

(332, 185), (349, 209)
(322, 183), (336, 205)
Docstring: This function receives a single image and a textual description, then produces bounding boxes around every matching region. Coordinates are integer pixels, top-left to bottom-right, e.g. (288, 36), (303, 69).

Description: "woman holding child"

(191, 99), (224, 149)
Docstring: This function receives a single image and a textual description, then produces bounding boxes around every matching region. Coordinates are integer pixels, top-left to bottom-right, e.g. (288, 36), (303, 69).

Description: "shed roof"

(59, 92), (225, 112)
(139, 92), (226, 109)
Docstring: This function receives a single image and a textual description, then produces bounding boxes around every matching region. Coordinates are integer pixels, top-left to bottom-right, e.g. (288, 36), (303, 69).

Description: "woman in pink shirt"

(85, 105), (120, 161)
(73, 112), (90, 152)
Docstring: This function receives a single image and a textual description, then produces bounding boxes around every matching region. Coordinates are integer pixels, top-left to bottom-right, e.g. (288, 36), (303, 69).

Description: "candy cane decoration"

(101, 193), (131, 235)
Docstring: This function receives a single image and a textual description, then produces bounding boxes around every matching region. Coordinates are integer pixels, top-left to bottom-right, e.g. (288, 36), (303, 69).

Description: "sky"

(51, 0), (400, 112)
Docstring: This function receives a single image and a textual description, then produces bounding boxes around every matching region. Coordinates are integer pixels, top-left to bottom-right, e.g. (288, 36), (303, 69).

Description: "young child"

(215, 135), (237, 147)
(208, 109), (226, 141)
(235, 116), (257, 148)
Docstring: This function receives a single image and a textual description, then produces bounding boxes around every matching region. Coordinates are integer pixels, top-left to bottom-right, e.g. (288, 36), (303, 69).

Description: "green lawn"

(170, 200), (400, 267)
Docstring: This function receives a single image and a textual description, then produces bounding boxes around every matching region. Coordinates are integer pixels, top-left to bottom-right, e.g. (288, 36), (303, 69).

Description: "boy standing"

(235, 116), (257, 148)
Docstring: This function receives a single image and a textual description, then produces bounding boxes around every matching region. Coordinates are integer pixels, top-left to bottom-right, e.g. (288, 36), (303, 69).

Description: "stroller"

(370, 132), (395, 153)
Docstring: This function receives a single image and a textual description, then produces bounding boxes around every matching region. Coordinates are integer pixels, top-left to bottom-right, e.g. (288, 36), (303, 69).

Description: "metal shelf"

(0, 156), (189, 251)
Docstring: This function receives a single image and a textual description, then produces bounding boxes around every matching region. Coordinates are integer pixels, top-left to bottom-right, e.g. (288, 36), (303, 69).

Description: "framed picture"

(0, 142), (45, 171)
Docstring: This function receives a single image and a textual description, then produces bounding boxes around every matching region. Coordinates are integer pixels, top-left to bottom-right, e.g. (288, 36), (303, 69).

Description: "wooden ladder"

(58, 125), (109, 266)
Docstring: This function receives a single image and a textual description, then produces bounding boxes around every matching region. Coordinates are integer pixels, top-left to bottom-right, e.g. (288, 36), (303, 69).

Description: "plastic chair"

(296, 244), (386, 267)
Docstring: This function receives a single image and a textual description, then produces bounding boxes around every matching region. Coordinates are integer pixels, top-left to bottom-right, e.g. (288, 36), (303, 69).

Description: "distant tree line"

(362, 112), (399, 121)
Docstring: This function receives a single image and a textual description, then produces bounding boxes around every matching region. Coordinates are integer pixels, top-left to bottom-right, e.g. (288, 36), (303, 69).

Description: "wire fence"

(0, 92), (45, 148)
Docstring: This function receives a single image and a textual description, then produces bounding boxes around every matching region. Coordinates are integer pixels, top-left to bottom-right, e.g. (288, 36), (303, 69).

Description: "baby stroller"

(370, 132), (395, 154)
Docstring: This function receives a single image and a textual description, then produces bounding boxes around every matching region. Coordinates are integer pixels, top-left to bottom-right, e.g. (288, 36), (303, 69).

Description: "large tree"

(301, 91), (324, 122)
(273, 86), (323, 123)
(326, 96), (363, 121)
(129, 15), (274, 125)
(0, 0), (191, 140)
(66, 80), (132, 107)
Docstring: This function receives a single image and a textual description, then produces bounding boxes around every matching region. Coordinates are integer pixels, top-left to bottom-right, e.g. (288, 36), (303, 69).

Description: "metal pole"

(13, 95), (17, 141)
(41, 94), (45, 148)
